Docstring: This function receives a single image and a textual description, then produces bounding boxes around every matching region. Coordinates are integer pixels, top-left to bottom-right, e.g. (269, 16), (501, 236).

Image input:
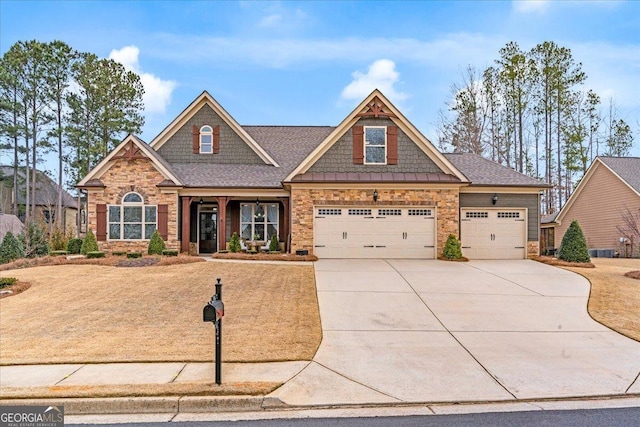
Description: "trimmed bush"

(86, 251), (105, 259)
(228, 232), (242, 253)
(442, 234), (462, 259)
(147, 230), (166, 255)
(162, 249), (179, 256)
(81, 229), (99, 255)
(558, 220), (590, 263)
(269, 234), (280, 252)
(0, 232), (25, 264)
(127, 252), (142, 259)
(67, 238), (83, 254)
(0, 277), (17, 288)
(113, 251), (127, 256)
(50, 250), (69, 256)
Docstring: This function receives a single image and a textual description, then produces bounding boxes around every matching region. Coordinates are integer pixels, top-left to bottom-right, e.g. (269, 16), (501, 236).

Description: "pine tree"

(81, 228), (99, 255)
(147, 230), (166, 255)
(442, 234), (463, 259)
(558, 220), (590, 263)
(0, 231), (25, 264)
(228, 232), (241, 253)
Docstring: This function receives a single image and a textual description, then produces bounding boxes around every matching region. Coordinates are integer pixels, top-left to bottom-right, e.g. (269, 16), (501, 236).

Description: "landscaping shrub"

(147, 230), (166, 255)
(20, 220), (49, 258)
(67, 238), (83, 254)
(162, 249), (179, 256)
(0, 232), (25, 264)
(127, 252), (142, 259)
(49, 226), (67, 251)
(81, 229), (99, 255)
(86, 251), (105, 259)
(0, 277), (17, 288)
(50, 250), (69, 256)
(558, 220), (590, 263)
(113, 251), (127, 256)
(442, 234), (462, 259)
(228, 232), (241, 253)
(269, 234), (280, 252)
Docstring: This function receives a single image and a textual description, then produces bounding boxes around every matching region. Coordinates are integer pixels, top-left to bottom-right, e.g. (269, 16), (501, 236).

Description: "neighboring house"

(77, 90), (546, 259)
(543, 157), (640, 258)
(0, 166), (79, 234)
(0, 214), (23, 241)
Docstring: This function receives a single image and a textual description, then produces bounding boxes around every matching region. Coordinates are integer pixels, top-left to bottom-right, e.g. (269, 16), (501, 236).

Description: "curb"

(0, 396), (287, 415)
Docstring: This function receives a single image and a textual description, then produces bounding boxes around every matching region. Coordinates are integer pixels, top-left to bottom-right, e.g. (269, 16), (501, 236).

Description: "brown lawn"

(562, 257), (640, 341)
(0, 261), (321, 365)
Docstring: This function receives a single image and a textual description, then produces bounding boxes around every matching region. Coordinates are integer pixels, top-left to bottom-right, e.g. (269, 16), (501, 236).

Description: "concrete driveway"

(270, 259), (640, 406)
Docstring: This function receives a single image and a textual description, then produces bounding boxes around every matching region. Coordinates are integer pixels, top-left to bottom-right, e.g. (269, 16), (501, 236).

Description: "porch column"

(181, 196), (192, 253)
(217, 196), (228, 252)
(281, 197), (290, 253)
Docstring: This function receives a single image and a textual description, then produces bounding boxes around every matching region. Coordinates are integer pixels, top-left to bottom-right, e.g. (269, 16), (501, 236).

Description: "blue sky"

(1, 0), (639, 176)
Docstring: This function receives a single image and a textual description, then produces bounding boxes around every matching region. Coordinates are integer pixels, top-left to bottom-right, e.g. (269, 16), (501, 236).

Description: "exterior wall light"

(492, 194), (498, 205)
(373, 189), (379, 202)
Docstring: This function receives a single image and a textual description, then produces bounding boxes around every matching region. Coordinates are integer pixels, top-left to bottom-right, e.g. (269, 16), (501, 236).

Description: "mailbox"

(203, 304), (218, 322)
(210, 299), (224, 319)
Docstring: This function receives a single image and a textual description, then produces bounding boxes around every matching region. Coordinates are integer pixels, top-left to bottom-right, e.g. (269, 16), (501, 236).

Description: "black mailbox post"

(203, 277), (224, 385)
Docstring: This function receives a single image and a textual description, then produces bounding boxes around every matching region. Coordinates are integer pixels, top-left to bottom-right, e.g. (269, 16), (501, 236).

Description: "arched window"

(107, 192), (157, 240)
(200, 125), (213, 153)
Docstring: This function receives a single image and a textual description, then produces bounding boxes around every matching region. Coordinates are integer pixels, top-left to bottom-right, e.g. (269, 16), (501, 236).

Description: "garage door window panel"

(364, 126), (386, 164)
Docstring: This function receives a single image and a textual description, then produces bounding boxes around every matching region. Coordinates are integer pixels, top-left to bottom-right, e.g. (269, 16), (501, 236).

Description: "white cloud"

(259, 13), (282, 28)
(340, 59), (409, 104)
(512, 0), (550, 14)
(108, 45), (176, 114)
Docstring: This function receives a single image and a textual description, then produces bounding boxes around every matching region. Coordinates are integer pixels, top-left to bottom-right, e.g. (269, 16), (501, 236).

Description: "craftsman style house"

(78, 90), (546, 259)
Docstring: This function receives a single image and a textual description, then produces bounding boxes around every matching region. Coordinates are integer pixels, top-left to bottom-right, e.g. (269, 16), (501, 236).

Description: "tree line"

(0, 40), (145, 225)
(437, 41), (635, 214)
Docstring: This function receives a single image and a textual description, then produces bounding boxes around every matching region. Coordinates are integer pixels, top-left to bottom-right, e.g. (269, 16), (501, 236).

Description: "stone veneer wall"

(290, 188), (459, 256)
(87, 159), (178, 253)
(527, 241), (539, 258)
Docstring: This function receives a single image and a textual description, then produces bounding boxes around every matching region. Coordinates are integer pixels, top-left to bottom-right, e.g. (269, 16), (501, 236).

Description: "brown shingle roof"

(444, 153), (547, 187)
(599, 157), (640, 194)
(291, 172), (461, 183)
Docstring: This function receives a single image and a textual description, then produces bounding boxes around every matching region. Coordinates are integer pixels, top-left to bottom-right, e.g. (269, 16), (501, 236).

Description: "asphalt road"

(68, 407), (640, 427)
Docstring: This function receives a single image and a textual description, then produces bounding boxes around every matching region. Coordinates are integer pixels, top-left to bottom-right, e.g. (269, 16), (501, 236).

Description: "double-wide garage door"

(314, 207), (436, 259)
(460, 208), (527, 259)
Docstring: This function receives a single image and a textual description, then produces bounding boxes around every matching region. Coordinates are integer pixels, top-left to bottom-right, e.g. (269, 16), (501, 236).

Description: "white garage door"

(314, 207), (436, 259)
(460, 209), (527, 259)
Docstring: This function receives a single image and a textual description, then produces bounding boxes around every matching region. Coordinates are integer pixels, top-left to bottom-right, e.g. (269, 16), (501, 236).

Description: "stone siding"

(527, 241), (539, 258)
(308, 117), (443, 173)
(87, 159), (179, 253)
(290, 187), (459, 256)
(157, 104), (264, 165)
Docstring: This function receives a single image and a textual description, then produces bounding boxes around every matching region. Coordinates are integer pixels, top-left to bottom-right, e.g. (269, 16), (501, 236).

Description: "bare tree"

(616, 206), (640, 258)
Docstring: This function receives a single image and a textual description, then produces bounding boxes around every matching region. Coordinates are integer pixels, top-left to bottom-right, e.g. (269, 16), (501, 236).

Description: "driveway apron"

(270, 259), (640, 406)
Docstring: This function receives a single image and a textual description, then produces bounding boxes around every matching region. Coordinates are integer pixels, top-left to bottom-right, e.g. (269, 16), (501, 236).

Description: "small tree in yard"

(0, 232), (25, 264)
(147, 230), (166, 255)
(442, 234), (463, 259)
(558, 220), (590, 263)
(49, 225), (67, 251)
(228, 232), (241, 253)
(20, 220), (49, 258)
(81, 228), (99, 255)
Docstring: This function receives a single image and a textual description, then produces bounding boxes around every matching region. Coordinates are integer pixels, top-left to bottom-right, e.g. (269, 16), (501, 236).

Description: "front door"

(199, 210), (217, 253)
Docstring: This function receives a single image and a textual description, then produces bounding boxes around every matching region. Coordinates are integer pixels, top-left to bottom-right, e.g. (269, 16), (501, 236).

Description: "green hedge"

(162, 249), (179, 257)
(87, 251), (105, 259)
(50, 250), (69, 256)
(66, 238), (83, 254)
(113, 251), (127, 256)
(127, 252), (142, 259)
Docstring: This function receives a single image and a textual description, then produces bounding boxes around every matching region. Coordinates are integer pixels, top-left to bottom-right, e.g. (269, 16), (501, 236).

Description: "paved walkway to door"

(270, 259), (640, 406)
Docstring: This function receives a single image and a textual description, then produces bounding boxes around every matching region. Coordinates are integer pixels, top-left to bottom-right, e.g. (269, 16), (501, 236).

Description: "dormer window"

(364, 126), (387, 164)
(200, 125), (213, 154)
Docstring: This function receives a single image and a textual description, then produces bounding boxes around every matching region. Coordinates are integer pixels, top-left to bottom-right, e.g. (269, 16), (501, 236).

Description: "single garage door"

(314, 207), (436, 259)
(460, 208), (527, 259)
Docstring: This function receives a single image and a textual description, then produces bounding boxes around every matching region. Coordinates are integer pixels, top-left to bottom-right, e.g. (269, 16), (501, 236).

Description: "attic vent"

(465, 211), (488, 219)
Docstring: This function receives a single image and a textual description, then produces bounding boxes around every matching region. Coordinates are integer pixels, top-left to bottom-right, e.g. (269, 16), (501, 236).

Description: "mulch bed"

(0, 281), (31, 299)
(532, 255), (595, 268)
(624, 271), (640, 280)
(0, 254), (205, 272)
(211, 252), (318, 262)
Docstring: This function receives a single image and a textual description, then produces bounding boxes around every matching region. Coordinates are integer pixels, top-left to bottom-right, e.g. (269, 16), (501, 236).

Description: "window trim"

(363, 126), (387, 165)
(200, 125), (213, 154)
(107, 192), (157, 241)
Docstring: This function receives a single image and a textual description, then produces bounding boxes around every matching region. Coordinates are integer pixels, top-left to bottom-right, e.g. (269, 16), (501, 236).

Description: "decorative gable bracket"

(355, 96), (398, 119)
(112, 140), (148, 161)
